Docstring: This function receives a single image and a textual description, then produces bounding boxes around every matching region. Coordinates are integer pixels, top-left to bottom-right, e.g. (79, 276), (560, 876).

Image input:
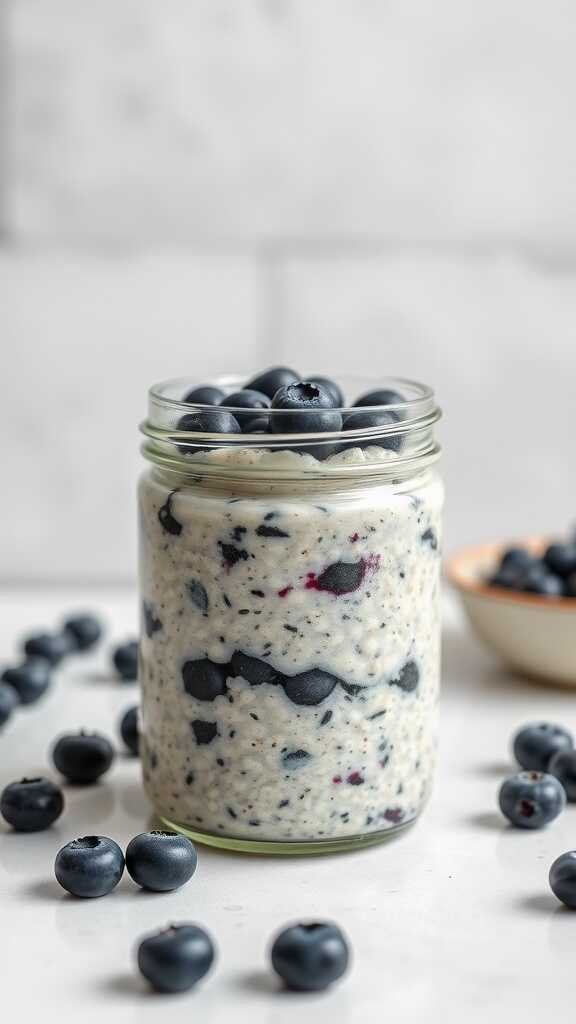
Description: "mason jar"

(138, 375), (443, 854)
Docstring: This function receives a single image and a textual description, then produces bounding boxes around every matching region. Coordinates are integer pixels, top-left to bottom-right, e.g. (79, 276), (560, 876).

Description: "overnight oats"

(139, 370), (443, 853)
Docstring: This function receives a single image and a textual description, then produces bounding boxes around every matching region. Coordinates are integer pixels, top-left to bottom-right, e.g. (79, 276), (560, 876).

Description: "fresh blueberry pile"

(495, 721), (576, 909)
(488, 534), (576, 598)
(175, 367), (406, 458)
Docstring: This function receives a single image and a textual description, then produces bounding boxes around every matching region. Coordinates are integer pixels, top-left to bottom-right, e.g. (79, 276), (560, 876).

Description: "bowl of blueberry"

(447, 531), (576, 685)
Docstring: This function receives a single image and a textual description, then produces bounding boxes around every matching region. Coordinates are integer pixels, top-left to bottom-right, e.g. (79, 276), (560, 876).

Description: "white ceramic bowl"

(446, 538), (576, 687)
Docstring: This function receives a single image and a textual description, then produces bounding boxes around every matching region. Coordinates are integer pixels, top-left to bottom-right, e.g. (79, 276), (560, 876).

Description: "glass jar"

(139, 375), (443, 854)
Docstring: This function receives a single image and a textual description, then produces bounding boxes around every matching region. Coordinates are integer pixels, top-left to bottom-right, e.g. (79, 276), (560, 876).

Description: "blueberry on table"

(342, 410), (402, 452)
(270, 921), (350, 992)
(54, 835), (124, 898)
(2, 659), (51, 705)
(177, 410), (241, 436)
(498, 771), (565, 828)
(549, 851), (576, 908)
(0, 777), (64, 832)
(353, 388), (405, 407)
(112, 640), (139, 681)
(137, 924), (216, 993)
(0, 682), (18, 727)
(23, 631), (71, 665)
(245, 366), (300, 399)
(270, 382), (343, 433)
(549, 749), (576, 801)
(512, 722), (573, 772)
(126, 831), (197, 892)
(308, 376), (345, 407)
(52, 730), (115, 784)
(120, 705), (140, 756)
(182, 385), (226, 405)
(63, 613), (103, 652)
(543, 543), (576, 579)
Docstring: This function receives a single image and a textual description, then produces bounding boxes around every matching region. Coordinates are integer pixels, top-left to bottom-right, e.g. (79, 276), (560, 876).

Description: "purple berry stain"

(347, 771), (364, 786)
(278, 585), (293, 598)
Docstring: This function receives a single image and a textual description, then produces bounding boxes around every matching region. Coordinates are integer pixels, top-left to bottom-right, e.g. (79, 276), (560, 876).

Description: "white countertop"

(1, 586), (574, 1024)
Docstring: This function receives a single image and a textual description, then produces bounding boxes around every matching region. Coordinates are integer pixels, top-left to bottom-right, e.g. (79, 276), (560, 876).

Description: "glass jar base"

(159, 813), (416, 856)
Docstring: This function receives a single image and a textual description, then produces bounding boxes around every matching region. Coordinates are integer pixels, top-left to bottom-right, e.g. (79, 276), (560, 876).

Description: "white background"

(2, 0), (576, 582)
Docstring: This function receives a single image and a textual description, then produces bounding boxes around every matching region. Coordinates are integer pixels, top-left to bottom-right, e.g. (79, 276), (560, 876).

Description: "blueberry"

(316, 559), (366, 595)
(158, 491), (182, 536)
(283, 669), (338, 706)
(1, 659), (51, 705)
(120, 706), (139, 756)
(308, 376), (345, 407)
(245, 366), (300, 399)
(353, 388), (405, 407)
(113, 640), (139, 681)
(270, 921), (350, 992)
(242, 416), (270, 434)
(520, 565), (563, 597)
(549, 749), (576, 801)
(499, 547), (535, 573)
(182, 385), (226, 405)
(182, 659), (228, 701)
(0, 777), (64, 832)
(389, 660), (420, 693)
(176, 410), (241, 436)
(126, 831), (197, 892)
(220, 389), (270, 424)
(565, 572), (576, 597)
(52, 730), (115, 784)
(142, 601), (163, 638)
(230, 651), (284, 687)
(191, 719), (218, 745)
(342, 410), (402, 452)
(0, 682), (18, 727)
(63, 613), (103, 652)
(186, 579), (209, 615)
(137, 924), (216, 993)
(498, 770), (566, 828)
(271, 382), (343, 433)
(489, 566), (523, 590)
(513, 722), (573, 771)
(543, 543), (576, 579)
(54, 835), (124, 898)
(549, 851), (576, 908)
(23, 631), (71, 665)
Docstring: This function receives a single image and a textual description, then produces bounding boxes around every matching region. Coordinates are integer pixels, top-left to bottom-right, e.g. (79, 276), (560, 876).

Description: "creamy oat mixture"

(138, 448), (442, 842)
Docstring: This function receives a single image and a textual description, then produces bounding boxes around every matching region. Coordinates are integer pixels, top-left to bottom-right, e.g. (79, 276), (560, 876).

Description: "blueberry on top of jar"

(245, 366), (300, 399)
(177, 410), (241, 435)
(307, 376), (345, 408)
(182, 385), (226, 405)
(270, 382), (343, 433)
(342, 409), (402, 452)
(353, 388), (405, 407)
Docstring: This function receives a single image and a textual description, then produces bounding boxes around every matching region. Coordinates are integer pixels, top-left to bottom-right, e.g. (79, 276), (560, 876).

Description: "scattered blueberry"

(245, 366), (300, 399)
(177, 410), (241, 437)
(186, 579), (209, 615)
(342, 410), (402, 452)
(182, 659), (228, 701)
(512, 722), (573, 772)
(271, 382), (343, 433)
(63, 613), (103, 652)
(0, 777), (64, 832)
(543, 543), (576, 578)
(315, 559), (366, 595)
(308, 376), (345, 407)
(230, 651), (283, 687)
(549, 851), (576, 908)
(283, 669), (338, 706)
(1, 659), (51, 705)
(549, 749), (576, 801)
(182, 385), (226, 405)
(281, 749), (312, 770)
(23, 631), (71, 665)
(0, 682), (18, 727)
(191, 719), (218, 745)
(113, 640), (139, 681)
(498, 770), (566, 828)
(142, 601), (163, 638)
(353, 388), (405, 407)
(158, 491), (183, 536)
(54, 835), (125, 898)
(52, 731), (115, 784)
(270, 921), (350, 992)
(126, 831), (198, 892)
(120, 706), (139, 756)
(137, 924), (216, 993)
